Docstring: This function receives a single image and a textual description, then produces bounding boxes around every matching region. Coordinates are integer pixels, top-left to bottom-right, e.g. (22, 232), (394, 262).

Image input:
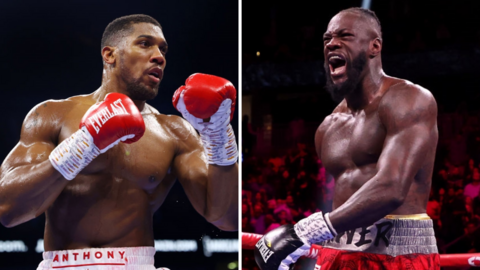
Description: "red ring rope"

(242, 232), (480, 267)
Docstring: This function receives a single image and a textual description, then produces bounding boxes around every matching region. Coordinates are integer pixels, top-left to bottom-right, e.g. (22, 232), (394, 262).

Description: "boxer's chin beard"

(119, 58), (159, 101)
(324, 51), (367, 102)
(124, 78), (158, 101)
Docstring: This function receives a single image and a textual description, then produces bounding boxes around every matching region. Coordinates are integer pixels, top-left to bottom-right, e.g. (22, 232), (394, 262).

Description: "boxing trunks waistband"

(37, 246), (157, 270)
(321, 214), (438, 257)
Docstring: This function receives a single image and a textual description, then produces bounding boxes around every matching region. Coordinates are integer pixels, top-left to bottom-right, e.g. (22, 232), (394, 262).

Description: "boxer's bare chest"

(319, 107), (386, 179)
(59, 107), (176, 193)
(45, 104), (181, 249)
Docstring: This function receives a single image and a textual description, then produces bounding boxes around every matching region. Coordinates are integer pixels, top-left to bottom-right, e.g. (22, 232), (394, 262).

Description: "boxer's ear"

(102, 46), (116, 65)
(370, 38), (382, 58)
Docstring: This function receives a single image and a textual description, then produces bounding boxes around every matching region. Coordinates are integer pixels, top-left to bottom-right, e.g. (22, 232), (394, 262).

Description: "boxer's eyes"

(139, 41), (150, 47)
(160, 46), (168, 54)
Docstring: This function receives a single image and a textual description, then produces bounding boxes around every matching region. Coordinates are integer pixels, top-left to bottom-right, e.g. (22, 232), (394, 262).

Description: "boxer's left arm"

(170, 74), (238, 231)
(327, 83), (438, 232)
(171, 119), (238, 231)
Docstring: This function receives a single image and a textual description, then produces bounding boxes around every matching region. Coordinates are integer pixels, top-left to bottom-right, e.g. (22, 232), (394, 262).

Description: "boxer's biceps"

(173, 149), (237, 227)
(0, 142), (60, 227)
(172, 148), (209, 215)
(376, 122), (435, 193)
(172, 133), (208, 179)
(20, 100), (63, 143)
(171, 123), (208, 182)
(0, 139), (58, 193)
(4, 101), (63, 172)
(24, 141), (56, 163)
(1, 141), (54, 177)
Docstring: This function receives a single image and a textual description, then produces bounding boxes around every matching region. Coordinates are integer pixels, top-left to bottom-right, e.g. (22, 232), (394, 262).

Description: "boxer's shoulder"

(20, 94), (107, 144)
(31, 94), (96, 119)
(26, 98), (76, 117)
(379, 78), (437, 125)
(385, 79), (433, 98)
(21, 98), (80, 141)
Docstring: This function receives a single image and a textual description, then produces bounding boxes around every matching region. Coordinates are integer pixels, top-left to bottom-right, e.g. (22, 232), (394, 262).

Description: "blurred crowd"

(243, 0), (480, 65)
(241, 104), (480, 268)
(431, 104), (480, 254)
(242, 142), (331, 234)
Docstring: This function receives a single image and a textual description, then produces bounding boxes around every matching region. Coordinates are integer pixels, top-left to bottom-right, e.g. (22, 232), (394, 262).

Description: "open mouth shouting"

(328, 54), (347, 79)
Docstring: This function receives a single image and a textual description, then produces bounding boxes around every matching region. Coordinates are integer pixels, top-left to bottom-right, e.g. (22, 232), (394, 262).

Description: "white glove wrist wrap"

(200, 124), (238, 166)
(294, 212), (336, 245)
(49, 127), (100, 180)
(176, 94), (238, 166)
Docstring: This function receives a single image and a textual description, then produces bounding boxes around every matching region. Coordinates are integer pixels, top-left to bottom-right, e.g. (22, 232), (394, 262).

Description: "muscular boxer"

(254, 8), (440, 270)
(0, 14), (238, 269)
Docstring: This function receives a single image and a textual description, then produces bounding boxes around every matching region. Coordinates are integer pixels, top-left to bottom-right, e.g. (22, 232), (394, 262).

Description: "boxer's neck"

(97, 70), (147, 112)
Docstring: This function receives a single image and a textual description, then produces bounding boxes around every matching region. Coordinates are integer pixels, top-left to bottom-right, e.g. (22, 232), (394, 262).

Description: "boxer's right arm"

(0, 94), (145, 227)
(0, 101), (69, 227)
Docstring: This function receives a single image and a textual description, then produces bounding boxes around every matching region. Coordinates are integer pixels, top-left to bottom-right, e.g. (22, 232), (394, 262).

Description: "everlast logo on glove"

(88, 99), (129, 134)
(255, 238), (274, 263)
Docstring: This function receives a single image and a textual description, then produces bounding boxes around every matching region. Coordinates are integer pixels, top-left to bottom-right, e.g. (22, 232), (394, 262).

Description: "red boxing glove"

(173, 73), (238, 166)
(173, 73), (236, 121)
(81, 92), (145, 151)
(49, 93), (145, 180)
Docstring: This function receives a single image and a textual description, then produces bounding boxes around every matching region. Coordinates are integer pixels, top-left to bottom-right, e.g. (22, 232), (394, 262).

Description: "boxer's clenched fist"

(254, 212), (336, 270)
(49, 93), (145, 180)
(173, 73), (236, 133)
(173, 73), (238, 165)
(254, 225), (310, 270)
(80, 93), (145, 150)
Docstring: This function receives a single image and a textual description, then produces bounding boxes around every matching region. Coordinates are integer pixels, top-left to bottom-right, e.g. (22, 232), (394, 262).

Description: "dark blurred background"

(0, 1), (238, 269)
(242, 0), (480, 269)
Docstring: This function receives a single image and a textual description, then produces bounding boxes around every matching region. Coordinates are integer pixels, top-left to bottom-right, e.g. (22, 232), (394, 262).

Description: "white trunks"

(37, 246), (168, 270)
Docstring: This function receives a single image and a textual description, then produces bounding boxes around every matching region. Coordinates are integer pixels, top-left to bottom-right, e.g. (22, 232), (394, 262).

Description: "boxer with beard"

(324, 51), (367, 103)
(254, 7), (440, 270)
(0, 14), (238, 270)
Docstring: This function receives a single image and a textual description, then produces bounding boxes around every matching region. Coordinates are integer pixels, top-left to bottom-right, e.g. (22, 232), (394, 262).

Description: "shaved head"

(101, 14), (162, 50)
